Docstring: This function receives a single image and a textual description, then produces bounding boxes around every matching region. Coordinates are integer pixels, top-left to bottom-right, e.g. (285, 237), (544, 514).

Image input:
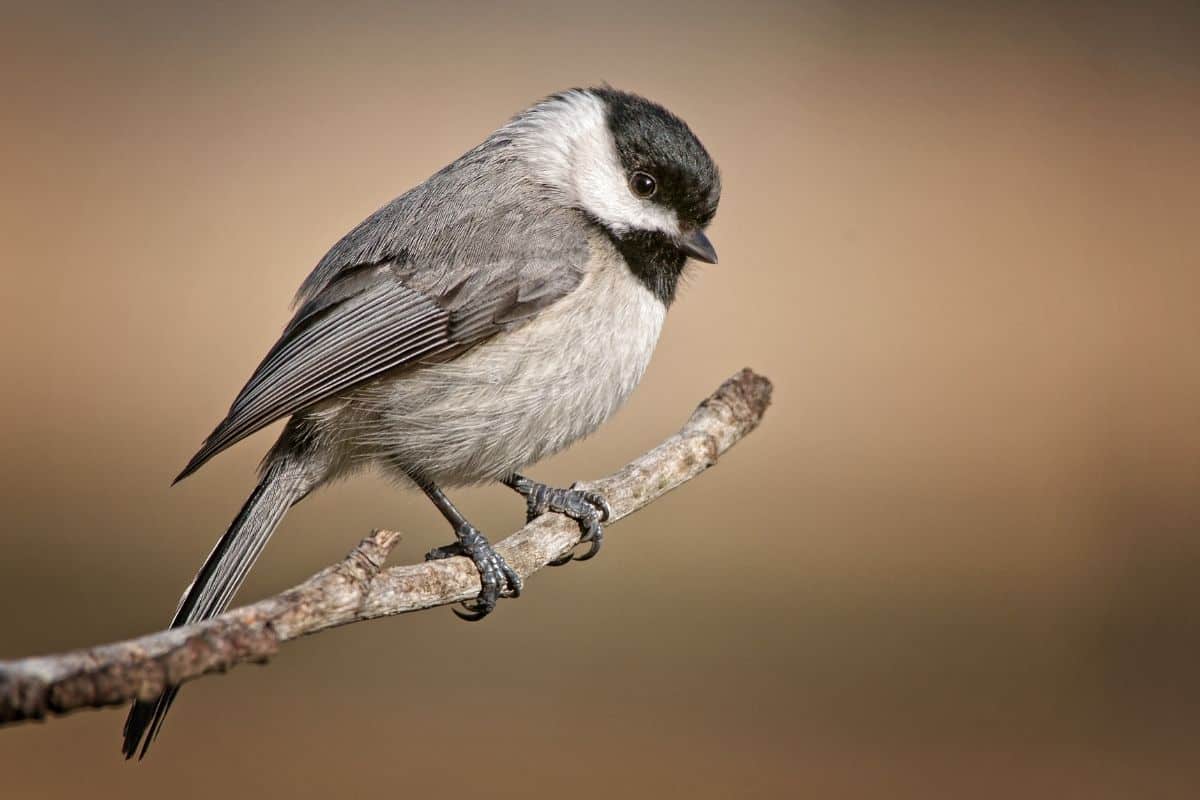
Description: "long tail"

(121, 455), (312, 759)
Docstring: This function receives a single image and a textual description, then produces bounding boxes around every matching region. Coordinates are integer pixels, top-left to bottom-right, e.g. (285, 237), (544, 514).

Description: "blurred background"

(1, 1), (1198, 797)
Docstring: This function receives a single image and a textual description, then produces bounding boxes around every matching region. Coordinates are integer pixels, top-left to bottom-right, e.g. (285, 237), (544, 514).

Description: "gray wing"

(176, 258), (583, 482)
(176, 148), (589, 481)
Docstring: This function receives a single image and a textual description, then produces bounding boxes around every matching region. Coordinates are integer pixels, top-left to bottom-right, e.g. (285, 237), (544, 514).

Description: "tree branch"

(0, 368), (773, 726)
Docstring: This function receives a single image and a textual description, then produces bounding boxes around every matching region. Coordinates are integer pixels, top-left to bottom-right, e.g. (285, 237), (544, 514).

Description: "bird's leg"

(414, 476), (522, 621)
(502, 473), (613, 566)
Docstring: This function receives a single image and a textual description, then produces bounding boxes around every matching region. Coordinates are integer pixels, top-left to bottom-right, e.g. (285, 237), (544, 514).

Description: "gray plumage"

(122, 86), (720, 759)
(124, 456), (311, 755)
(176, 132), (591, 483)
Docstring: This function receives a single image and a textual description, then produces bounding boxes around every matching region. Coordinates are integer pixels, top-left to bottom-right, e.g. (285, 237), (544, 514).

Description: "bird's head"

(510, 87), (721, 298)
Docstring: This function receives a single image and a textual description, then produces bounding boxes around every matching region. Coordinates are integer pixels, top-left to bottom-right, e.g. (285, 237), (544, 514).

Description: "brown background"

(2, 2), (1198, 797)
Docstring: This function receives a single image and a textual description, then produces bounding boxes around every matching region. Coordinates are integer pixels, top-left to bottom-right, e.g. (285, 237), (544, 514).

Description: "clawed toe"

(425, 542), (465, 561)
(454, 552), (522, 621)
(571, 486), (613, 524)
(427, 525), (521, 621)
(504, 475), (612, 566)
(412, 477), (523, 622)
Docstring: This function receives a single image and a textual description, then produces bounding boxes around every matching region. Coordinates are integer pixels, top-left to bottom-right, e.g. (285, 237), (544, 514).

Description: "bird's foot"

(426, 525), (522, 621)
(508, 477), (613, 566)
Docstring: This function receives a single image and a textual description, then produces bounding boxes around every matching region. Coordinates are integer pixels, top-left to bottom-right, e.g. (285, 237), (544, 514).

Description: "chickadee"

(122, 86), (720, 758)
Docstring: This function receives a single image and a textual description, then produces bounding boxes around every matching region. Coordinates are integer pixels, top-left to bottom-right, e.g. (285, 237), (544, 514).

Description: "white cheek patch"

(509, 91), (681, 238)
(569, 120), (680, 236)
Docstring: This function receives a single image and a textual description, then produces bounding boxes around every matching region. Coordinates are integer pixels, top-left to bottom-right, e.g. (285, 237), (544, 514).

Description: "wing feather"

(176, 133), (593, 482)
(175, 280), (453, 481)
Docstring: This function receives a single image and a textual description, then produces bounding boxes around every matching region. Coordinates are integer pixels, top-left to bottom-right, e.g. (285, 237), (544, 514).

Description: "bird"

(121, 86), (721, 759)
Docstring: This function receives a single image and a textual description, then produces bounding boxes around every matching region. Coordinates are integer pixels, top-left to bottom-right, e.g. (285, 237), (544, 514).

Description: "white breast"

(334, 241), (667, 486)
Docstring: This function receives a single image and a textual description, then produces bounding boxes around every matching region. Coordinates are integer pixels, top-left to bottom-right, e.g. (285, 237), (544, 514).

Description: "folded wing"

(176, 250), (583, 483)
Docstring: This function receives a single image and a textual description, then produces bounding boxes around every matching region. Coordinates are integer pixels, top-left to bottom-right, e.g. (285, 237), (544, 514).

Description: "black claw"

(506, 476), (612, 566)
(499, 562), (522, 600)
(572, 485), (613, 523)
(425, 542), (465, 561)
(574, 537), (602, 562)
(426, 524), (521, 621)
(453, 606), (487, 622)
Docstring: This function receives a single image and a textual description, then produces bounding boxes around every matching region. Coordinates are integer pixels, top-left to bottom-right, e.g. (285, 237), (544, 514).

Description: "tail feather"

(122, 456), (310, 760)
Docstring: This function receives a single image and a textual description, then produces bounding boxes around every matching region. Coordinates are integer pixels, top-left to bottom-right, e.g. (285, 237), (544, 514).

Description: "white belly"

(328, 249), (666, 485)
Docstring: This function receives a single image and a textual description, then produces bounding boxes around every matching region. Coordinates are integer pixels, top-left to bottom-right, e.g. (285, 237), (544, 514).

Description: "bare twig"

(0, 369), (772, 726)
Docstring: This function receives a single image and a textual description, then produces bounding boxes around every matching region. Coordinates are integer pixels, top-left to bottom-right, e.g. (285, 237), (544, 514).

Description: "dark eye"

(629, 171), (657, 199)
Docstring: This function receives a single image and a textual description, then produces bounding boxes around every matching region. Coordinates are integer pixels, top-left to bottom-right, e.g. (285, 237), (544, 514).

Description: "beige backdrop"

(2, 2), (1198, 797)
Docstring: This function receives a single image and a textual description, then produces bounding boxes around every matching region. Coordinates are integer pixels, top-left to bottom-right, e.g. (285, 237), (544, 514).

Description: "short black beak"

(677, 228), (718, 264)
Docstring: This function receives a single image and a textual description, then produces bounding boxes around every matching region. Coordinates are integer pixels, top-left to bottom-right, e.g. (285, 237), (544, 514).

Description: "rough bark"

(0, 368), (773, 725)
